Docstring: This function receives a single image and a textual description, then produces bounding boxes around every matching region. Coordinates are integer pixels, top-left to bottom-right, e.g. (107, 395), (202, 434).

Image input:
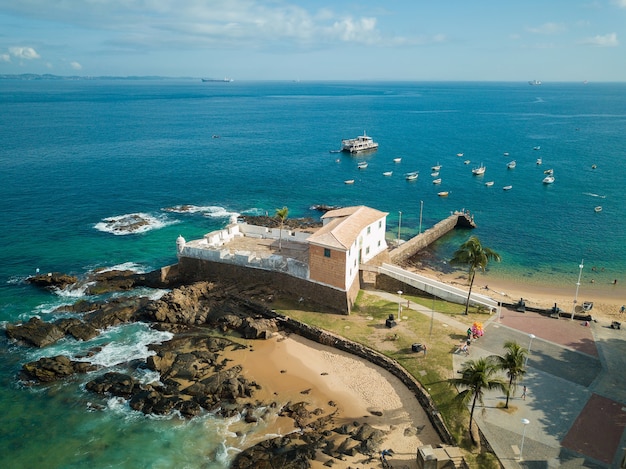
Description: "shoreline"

(414, 264), (624, 322)
(222, 333), (443, 468)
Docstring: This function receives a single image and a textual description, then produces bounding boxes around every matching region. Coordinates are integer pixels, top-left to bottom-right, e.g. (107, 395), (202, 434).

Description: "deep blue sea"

(1, 80), (625, 468)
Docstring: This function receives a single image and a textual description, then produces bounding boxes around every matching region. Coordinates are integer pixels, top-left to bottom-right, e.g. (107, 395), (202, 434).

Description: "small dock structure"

(389, 210), (475, 264)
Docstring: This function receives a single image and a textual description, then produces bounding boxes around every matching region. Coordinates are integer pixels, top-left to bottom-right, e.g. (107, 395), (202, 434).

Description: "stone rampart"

(389, 212), (475, 264)
(176, 257), (351, 314)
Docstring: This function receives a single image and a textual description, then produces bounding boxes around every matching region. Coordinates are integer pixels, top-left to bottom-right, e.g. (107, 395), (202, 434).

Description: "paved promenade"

(369, 290), (626, 468)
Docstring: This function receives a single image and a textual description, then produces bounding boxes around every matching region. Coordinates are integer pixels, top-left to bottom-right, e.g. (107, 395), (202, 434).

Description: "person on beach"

(620, 305), (625, 314)
(522, 385), (527, 400)
(380, 448), (393, 465)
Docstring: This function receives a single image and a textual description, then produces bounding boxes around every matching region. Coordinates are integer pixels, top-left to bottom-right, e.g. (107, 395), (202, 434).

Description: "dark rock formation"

(240, 215), (322, 230)
(6, 317), (65, 348)
(27, 272), (78, 290)
(20, 355), (98, 383)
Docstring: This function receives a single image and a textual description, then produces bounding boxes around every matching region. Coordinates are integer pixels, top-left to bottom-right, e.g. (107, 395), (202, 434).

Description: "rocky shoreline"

(6, 271), (406, 468)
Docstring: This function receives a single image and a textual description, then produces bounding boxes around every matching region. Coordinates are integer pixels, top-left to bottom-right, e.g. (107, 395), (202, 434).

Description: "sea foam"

(94, 212), (178, 235)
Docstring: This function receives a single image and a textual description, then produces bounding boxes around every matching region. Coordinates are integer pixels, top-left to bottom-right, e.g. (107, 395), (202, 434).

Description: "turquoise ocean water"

(1, 80), (625, 467)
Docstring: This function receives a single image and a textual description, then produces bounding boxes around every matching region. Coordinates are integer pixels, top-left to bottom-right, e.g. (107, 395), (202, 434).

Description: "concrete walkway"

(366, 289), (626, 468)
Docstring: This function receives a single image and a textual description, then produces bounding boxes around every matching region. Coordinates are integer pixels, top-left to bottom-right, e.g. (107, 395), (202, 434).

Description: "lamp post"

(397, 211), (402, 246)
(571, 259), (584, 320)
(525, 333), (535, 367)
(429, 295), (435, 337)
(397, 290), (403, 322)
(419, 200), (423, 234)
(519, 418), (530, 460)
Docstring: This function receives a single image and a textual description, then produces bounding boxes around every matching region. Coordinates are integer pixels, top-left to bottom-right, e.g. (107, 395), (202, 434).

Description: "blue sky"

(0, 0), (624, 81)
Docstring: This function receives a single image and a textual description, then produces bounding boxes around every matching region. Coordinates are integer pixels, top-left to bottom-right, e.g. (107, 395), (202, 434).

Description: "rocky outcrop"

(6, 317), (66, 348)
(27, 272), (78, 290)
(6, 296), (150, 347)
(20, 355), (98, 383)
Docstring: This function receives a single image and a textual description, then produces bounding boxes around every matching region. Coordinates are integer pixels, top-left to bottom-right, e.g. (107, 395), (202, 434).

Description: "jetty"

(389, 210), (476, 264)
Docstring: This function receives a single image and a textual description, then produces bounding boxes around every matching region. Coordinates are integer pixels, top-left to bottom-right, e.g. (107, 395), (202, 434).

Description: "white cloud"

(580, 32), (619, 46)
(526, 22), (566, 35)
(612, 0), (626, 8)
(0, 53), (10, 62)
(70, 61), (82, 70)
(9, 46), (41, 59)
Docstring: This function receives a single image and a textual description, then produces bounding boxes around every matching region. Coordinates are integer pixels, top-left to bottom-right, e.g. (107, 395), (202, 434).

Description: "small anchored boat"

(432, 178), (442, 184)
(503, 185), (513, 191)
(507, 160), (516, 169)
(405, 171), (418, 181)
(357, 161), (368, 169)
(344, 179), (355, 185)
(383, 171), (393, 176)
(594, 206), (602, 212)
(437, 191), (449, 197)
(472, 164), (486, 175)
(393, 157), (402, 163)
(543, 175), (555, 184)
(485, 181), (494, 187)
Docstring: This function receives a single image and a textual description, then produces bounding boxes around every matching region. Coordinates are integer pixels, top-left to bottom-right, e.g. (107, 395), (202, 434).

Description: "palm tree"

(450, 235), (501, 314)
(449, 356), (507, 442)
(494, 341), (527, 408)
(275, 207), (289, 252)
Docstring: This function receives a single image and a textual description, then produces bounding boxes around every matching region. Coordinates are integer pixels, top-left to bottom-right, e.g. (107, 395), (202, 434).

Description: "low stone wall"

(390, 215), (459, 264)
(389, 212), (476, 265)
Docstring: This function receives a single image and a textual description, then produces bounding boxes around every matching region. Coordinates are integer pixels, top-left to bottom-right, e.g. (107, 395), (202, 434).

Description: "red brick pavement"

(497, 308), (598, 357)
(562, 393), (626, 465)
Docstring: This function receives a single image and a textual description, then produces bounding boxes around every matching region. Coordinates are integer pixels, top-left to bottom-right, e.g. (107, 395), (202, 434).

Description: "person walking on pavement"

(522, 385), (527, 400)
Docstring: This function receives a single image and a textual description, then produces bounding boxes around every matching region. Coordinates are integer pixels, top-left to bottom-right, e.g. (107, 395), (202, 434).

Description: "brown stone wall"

(175, 256), (351, 314)
(390, 215), (459, 264)
(309, 244), (347, 289)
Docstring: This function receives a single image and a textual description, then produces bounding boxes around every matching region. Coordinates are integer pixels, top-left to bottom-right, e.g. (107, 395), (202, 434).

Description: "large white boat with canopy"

(341, 131), (379, 153)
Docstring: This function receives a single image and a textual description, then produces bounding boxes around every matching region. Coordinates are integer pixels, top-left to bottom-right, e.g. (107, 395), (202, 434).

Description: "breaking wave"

(94, 213), (178, 235)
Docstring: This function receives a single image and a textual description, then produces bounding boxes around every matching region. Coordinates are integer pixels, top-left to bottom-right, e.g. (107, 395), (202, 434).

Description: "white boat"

(357, 161), (368, 169)
(344, 179), (355, 185)
(507, 160), (516, 169)
(431, 163), (442, 171)
(533, 145), (541, 151)
(432, 178), (442, 184)
(393, 157), (402, 163)
(464, 160), (471, 165)
(456, 153), (464, 157)
(437, 191), (449, 197)
(503, 185), (513, 191)
(594, 206), (602, 213)
(472, 164), (486, 175)
(383, 171), (393, 176)
(544, 168), (553, 175)
(431, 171), (439, 177)
(529, 80), (542, 86)
(485, 181), (494, 187)
(536, 158), (542, 165)
(543, 175), (555, 184)
(503, 152), (510, 156)
(341, 131), (378, 153)
(405, 171), (418, 181)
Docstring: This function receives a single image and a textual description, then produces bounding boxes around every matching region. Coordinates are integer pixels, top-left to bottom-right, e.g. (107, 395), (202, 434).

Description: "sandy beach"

(223, 332), (443, 468)
(415, 265), (625, 324)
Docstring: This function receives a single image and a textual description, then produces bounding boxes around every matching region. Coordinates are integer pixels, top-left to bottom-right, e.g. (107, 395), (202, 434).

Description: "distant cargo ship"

(528, 79), (542, 85)
(202, 78), (234, 82)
